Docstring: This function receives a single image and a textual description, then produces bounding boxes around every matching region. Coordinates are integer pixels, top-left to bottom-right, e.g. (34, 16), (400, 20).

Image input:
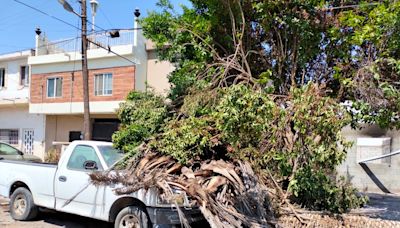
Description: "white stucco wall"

(0, 106), (45, 159)
(0, 51), (31, 102)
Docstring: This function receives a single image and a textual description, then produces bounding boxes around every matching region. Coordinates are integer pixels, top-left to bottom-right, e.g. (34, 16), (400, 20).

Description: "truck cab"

(0, 141), (203, 228)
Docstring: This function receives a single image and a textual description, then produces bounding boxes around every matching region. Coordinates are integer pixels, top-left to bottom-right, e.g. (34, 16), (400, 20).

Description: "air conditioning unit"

(357, 137), (391, 164)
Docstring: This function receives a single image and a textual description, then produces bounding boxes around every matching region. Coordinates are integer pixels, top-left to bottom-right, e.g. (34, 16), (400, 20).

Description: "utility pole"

(58, 0), (91, 139)
(81, 0), (91, 140)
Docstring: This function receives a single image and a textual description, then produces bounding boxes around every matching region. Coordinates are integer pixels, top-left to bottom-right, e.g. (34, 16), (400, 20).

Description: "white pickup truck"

(0, 141), (203, 228)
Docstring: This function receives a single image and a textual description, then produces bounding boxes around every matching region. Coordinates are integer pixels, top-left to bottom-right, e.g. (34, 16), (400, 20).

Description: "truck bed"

(0, 159), (57, 209)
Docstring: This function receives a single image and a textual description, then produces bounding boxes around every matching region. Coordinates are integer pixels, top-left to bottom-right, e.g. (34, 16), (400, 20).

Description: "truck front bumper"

(147, 206), (205, 227)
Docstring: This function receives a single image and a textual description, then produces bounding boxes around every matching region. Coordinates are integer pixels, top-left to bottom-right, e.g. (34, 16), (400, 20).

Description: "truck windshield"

(97, 146), (123, 168)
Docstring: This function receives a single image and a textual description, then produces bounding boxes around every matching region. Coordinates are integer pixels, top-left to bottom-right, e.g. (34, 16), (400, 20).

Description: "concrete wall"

(44, 114), (117, 154)
(0, 105), (45, 158)
(338, 125), (400, 194)
(146, 50), (174, 95)
(45, 115), (83, 153)
(30, 101), (122, 115)
(133, 32), (148, 92)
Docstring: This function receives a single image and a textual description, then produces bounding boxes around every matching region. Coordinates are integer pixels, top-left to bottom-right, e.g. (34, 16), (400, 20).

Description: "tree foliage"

(141, 0), (400, 126)
(111, 0), (400, 214)
(112, 91), (167, 152)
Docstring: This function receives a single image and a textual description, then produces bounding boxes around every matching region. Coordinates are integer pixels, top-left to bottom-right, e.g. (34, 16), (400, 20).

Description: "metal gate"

(23, 129), (34, 155)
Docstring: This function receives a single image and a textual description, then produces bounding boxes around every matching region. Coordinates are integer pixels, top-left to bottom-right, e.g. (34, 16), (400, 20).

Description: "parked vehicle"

(0, 140), (203, 227)
(0, 142), (41, 162)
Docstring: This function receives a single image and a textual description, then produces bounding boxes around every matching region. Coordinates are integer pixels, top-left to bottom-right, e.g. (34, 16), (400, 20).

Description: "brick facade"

(30, 66), (135, 104)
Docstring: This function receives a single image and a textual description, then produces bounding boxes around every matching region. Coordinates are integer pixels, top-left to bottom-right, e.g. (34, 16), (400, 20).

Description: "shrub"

(289, 167), (368, 213)
(113, 91), (167, 153)
(44, 148), (61, 163)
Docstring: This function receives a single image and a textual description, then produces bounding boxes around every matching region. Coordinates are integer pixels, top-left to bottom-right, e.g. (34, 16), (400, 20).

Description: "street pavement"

(1, 193), (400, 227)
(362, 193), (400, 221)
(0, 196), (111, 228)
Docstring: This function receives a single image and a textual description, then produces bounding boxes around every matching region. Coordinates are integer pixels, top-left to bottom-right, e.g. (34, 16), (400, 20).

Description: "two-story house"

(0, 50), (46, 157)
(27, 27), (174, 157)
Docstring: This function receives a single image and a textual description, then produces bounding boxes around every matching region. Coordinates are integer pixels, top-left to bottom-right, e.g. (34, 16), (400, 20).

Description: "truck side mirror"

(83, 160), (98, 170)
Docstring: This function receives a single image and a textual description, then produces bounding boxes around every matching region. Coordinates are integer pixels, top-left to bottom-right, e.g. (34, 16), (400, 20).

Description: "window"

(98, 145), (123, 167)
(0, 68), (5, 88)
(20, 66), (29, 86)
(0, 129), (19, 145)
(0, 143), (20, 155)
(94, 73), (112, 96)
(47, 77), (62, 98)
(67, 145), (103, 171)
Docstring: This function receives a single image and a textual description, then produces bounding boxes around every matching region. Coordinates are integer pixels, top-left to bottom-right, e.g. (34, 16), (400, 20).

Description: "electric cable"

(13, 0), (80, 30)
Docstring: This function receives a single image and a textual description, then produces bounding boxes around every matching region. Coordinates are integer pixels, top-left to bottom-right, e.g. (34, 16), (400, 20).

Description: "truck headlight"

(157, 188), (187, 206)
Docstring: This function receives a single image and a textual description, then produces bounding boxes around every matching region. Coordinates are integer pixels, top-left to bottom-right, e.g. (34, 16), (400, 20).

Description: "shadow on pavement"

(36, 210), (112, 228)
(363, 193), (400, 221)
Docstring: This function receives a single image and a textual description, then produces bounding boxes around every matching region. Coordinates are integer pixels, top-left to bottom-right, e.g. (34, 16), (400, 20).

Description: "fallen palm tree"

(90, 146), (275, 227)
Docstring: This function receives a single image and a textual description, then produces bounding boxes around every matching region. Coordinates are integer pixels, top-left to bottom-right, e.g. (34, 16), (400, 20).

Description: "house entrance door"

(22, 129), (34, 155)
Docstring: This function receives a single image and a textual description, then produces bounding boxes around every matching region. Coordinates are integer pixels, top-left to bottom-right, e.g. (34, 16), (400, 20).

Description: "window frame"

(94, 73), (113, 96)
(20, 65), (29, 86)
(0, 68), (5, 88)
(46, 77), (63, 98)
(0, 129), (19, 145)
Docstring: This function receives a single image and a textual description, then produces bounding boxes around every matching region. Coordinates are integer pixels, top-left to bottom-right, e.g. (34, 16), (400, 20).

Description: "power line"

(13, 0), (106, 32)
(2, 35), (136, 65)
(13, 0), (80, 30)
(99, 7), (114, 28)
(6, 0), (136, 65)
(87, 19), (106, 32)
(86, 15), (106, 32)
(0, 28), (135, 55)
(87, 39), (136, 65)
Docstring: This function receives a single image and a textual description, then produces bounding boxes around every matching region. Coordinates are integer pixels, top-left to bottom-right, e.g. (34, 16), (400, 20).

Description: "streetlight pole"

(90, 0), (98, 32)
(81, 0), (91, 140)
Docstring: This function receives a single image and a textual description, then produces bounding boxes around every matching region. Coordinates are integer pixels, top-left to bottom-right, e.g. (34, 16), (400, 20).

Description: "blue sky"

(0, 0), (190, 54)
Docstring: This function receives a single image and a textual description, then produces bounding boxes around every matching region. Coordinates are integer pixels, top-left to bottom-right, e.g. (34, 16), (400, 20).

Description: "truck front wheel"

(9, 187), (38, 221)
(114, 206), (150, 228)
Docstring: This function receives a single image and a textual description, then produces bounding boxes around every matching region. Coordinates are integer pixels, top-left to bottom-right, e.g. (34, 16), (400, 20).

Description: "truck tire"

(9, 187), (38, 221)
(114, 206), (150, 228)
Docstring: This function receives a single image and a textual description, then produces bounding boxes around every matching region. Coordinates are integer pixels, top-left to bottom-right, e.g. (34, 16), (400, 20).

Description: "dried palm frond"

(89, 148), (275, 227)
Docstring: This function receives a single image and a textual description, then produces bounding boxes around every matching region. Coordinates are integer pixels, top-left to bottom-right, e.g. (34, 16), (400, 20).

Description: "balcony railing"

(39, 31), (134, 55)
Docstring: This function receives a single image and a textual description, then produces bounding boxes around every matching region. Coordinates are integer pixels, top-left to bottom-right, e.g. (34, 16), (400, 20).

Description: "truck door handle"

(58, 176), (67, 182)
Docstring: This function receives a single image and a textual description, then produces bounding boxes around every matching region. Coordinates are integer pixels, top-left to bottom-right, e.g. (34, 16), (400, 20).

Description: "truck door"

(54, 145), (105, 218)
